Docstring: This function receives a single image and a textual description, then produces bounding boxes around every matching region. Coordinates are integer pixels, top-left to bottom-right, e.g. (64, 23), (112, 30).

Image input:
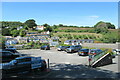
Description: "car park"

(1, 56), (47, 74)
(57, 46), (70, 51)
(40, 45), (50, 50)
(65, 45), (82, 53)
(0, 50), (20, 63)
(78, 49), (89, 56)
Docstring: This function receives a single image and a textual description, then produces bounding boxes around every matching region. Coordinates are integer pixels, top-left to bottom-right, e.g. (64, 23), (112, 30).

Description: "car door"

(2, 52), (13, 62)
(14, 58), (31, 72)
(75, 45), (79, 51)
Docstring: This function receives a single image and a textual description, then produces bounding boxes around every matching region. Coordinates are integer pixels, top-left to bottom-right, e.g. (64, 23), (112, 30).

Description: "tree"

(44, 26), (53, 32)
(94, 21), (115, 29)
(106, 23), (115, 29)
(24, 19), (37, 30)
(38, 30), (43, 33)
(19, 29), (26, 37)
(52, 25), (58, 29)
(58, 24), (64, 27)
(43, 23), (50, 27)
(1, 21), (23, 29)
(11, 30), (19, 37)
(0, 35), (6, 49)
(2, 28), (11, 36)
(95, 27), (108, 34)
(23, 25), (29, 30)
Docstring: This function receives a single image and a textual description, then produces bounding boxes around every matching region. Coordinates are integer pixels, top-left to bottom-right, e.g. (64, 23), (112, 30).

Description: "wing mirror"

(14, 61), (18, 65)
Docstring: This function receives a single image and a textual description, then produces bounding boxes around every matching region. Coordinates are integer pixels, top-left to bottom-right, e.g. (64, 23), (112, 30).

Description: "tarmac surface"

(2, 48), (120, 79)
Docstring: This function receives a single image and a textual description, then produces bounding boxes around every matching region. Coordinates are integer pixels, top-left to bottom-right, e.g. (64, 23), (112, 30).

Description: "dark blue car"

(78, 49), (89, 56)
(1, 56), (47, 74)
(40, 45), (50, 50)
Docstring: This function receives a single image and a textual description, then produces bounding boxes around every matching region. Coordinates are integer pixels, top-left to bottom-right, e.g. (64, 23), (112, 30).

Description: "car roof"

(80, 49), (89, 50)
(91, 49), (101, 50)
(0, 49), (12, 53)
(15, 56), (34, 59)
(42, 45), (49, 46)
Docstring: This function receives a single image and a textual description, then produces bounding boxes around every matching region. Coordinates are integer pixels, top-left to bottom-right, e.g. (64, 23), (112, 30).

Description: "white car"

(113, 49), (120, 55)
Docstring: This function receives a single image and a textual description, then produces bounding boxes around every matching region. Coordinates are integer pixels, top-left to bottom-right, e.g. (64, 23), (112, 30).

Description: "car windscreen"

(80, 49), (89, 51)
(70, 46), (75, 48)
(65, 46), (70, 48)
(8, 46), (14, 48)
(6, 49), (18, 53)
(90, 50), (96, 53)
(2, 52), (12, 56)
(58, 46), (64, 48)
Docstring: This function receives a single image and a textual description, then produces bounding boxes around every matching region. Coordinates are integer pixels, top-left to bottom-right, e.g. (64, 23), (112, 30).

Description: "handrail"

(89, 49), (108, 65)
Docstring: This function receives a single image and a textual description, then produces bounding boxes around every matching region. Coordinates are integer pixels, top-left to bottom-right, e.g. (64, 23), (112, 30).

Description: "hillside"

(58, 27), (93, 30)
(53, 27), (119, 43)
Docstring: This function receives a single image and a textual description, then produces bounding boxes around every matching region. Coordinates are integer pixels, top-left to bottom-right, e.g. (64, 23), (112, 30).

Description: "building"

(36, 25), (44, 30)
(49, 37), (59, 46)
(64, 39), (94, 45)
(17, 26), (23, 30)
(41, 31), (50, 34)
(26, 32), (50, 38)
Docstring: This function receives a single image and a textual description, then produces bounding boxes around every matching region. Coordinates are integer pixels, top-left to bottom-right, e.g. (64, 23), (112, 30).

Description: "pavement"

(2, 48), (120, 79)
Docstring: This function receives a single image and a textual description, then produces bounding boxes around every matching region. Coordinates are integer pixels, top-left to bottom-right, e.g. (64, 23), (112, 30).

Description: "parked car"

(40, 45), (50, 50)
(6, 46), (16, 50)
(78, 49), (89, 56)
(65, 45), (82, 53)
(89, 49), (102, 55)
(3, 49), (21, 56)
(112, 49), (120, 55)
(1, 56), (47, 74)
(57, 46), (70, 51)
(0, 50), (20, 63)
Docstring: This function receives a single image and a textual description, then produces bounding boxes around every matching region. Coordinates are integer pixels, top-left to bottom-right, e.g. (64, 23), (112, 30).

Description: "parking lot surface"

(3, 48), (119, 79)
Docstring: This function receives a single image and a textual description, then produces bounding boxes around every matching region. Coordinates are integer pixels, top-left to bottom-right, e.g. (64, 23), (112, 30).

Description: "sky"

(2, 2), (118, 28)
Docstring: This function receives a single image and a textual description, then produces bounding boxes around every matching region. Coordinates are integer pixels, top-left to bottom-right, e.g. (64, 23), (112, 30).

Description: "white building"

(36, 25), (44, 30)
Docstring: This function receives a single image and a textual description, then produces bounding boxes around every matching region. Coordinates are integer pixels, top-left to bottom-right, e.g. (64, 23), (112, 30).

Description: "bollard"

(47, 59), (49, 69)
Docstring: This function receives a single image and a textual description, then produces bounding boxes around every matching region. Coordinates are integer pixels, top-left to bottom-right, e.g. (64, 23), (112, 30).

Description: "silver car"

(65, 45), (82, 53)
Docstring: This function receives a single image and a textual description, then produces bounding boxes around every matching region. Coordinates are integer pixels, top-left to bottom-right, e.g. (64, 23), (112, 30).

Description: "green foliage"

(10, 30), (19, 37)
(99, 31), (119, 43)
(44, 26), (53, 32)
(19, 29), (26, 37)
(94, 21), (115, 29)
(67, 34), (73, 39)
(52, 25), (59, 29)
(43, 23), (50, 27)
(38, 30), (43, 33)
(106, 22), (115, 29)
(73, 35), (79, 39)
(59, 44), (71, 46)
(24, 19), (37, 29)
(0, 35), (6, 49)
(1, 21), (23, 29)
(58, 35), (63, 38)
(43, 24), (53, 32)
(2, 28), (11, 36)
(24, 25), (29, 30)
(23, 42), (49, 49)
(95, 27), (108, 34)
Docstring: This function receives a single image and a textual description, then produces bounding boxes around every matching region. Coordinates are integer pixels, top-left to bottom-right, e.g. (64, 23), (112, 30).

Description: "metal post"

(88, 49), (91, 67)
(47, 59), (49, 69)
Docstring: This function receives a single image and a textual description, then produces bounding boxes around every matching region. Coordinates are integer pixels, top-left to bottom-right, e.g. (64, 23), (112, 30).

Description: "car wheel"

(41, 65), (47, 71)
